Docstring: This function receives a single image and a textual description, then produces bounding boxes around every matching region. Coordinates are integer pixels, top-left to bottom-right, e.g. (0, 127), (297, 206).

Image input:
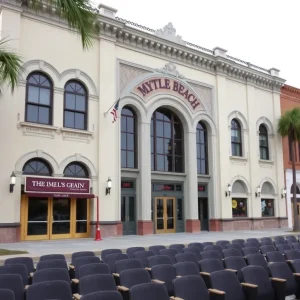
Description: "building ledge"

(18, 122), (59, 138)
(230, 156), (248, 165)
(259, 159), (274, 166)
(60, 127), (94, 143)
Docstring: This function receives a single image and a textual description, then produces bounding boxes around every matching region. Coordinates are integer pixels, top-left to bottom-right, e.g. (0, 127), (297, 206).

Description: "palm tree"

(1, 0), (98, 93)
(278, 108), (300, 231)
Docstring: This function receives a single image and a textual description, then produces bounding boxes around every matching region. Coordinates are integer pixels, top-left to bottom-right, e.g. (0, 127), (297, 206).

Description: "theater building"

(0, 1), (287, 242)
(280, 85), (300, 228)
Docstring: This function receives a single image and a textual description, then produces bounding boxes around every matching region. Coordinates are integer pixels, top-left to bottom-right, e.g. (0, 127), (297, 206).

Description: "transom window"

(151, 108), (184, 173)
(64, 162), (89, 178)
(121, 107), (137, 169)
(196, 122), (208, 174)
(23, 158), (52, 176)
(231, 119), (242, 157)
(259, 124), (269, 160)
(25, 72), (52, 125)
(64, 81), (87, 130)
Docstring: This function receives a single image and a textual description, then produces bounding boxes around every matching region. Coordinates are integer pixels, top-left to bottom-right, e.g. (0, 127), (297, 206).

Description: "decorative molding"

(59, 128), (94, 143)
(18, 122), (59, 139)
(259, 159), (275, 168)
(155, 23), (186, 46)
(230, 156), (248, 165)
(256, 116), (274, 135)
(228, 111), (249, 131)
(189, 83), (212, 116)
(155, 62), (185, 79)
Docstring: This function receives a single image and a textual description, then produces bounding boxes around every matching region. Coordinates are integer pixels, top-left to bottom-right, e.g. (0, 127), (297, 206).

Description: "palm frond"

(27, 0), (98, 50)
(278, 108), (300, 140)
(0, 38), (22, 93)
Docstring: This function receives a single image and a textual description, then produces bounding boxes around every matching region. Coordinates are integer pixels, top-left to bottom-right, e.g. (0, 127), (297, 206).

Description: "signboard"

(121, 181), (134, 189)
(25, 176), (90, 196)
(198, 185), (206, 192)
(153, 184), (175, 191)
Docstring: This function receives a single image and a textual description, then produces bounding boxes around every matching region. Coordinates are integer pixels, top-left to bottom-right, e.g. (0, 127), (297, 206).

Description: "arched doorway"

(21, 159), (91, 240)
(151, 107), (185, 234)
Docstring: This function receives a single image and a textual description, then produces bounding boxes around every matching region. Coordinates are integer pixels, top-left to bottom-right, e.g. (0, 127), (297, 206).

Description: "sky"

(93, 0), (299, 87)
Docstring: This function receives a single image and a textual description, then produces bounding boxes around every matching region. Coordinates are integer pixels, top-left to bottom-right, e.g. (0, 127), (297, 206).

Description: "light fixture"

(10, 172), (16, 193)
(281, 188), (287, 199)
(255, 185), (261, 197)
(106, 177), (112, 195)
(225, 184), (231, 197)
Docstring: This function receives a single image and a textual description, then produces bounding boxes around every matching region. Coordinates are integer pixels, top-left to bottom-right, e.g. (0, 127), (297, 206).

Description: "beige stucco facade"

(0, 1), (287, 242)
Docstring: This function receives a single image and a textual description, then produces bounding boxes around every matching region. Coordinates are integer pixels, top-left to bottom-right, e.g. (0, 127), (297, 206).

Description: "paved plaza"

(0, 228), (294, 262)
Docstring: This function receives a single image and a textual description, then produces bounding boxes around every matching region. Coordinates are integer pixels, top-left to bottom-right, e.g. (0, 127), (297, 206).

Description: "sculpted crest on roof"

(155, 22), (186, 46)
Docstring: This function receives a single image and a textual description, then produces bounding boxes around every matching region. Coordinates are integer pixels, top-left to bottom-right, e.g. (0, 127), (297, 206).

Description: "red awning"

(26, 193), (95, 199)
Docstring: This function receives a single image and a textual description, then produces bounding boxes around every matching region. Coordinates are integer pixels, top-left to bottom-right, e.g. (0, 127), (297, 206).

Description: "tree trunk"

(292, 139), (299, 231)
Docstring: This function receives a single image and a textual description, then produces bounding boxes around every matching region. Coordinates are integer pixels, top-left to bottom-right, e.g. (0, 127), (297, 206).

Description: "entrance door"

(21, 196), (90, 240)
(155, 197), (176, 234)
(198, 198), (209, 231)
(121, 196), (136, 235)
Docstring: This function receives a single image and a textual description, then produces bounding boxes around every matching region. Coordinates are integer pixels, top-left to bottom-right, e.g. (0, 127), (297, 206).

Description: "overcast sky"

(94, 0), (299, 87)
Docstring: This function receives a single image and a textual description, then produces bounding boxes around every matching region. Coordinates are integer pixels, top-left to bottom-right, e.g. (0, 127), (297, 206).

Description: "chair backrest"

(0, 289), (15, 300)
(203, 245), (223, 257)
(101, 249), (122, 263)
(265, 251), (285, 263)
(115, 259), (143, 274)
(286, 236), (297, 245)
(130, 282), (169, 300)
(173, 275), (209, 300)
(119, 268), (151, 288)
(81, 291), (123, 300)
(134, 250), (155, 268)
(246, 253), (269, 274)
(232, 239), (245, 246)
(75, 257), (102, 279)
(199, 258), (224, 273)
(169, 244), (185, 253)
(149, 245), (166, 255)
(0, 274), (26, 300)
(210, 270), (245, 300)
(274, 236), (286, 243)
(36, 259), (68, 271)
(241, 265), (274, 299)
(274, 240), (287, 246)
(5, 257), (34, 274)
(242, 247), (259, 256)
(26, 280), (73, 300)
(260, 245), (276, 255)
(159, 249), (178, 264)
(260, 237), (273, 244)
(226, 243), (243, 252)
(290, 259), (300, 273)
(105, 253), (129, 273)
(276, 244), (292, 254)
(174, 262), (199, 276)
(224, 256), (247, 282)
(223, 249), (243, 258)
(126, 247), (145, 259)
(79, 274), (117, 296)
(243, 243), (259, 250)
(0, 264), (28, 286)
(202, 242), (214, 248)
(200, 250), (222, 261)
(183, 247), (201, 261)
(79, 263), (110, 279)
(151, 264), (176, 295)
(285, 250), (300, 260)
(148, 255), (172, 268)
(216, 240), (230, 249)
(188, 243), (204, 252)
(39, 254), (65, 262)
(32, 268), (70, 284)
(293, 243), (300, 251)
(71, 251), (95, 265)
(269, 262), (297, 296)
(246, 238), (259, 245)
(175, 253), (199, 268)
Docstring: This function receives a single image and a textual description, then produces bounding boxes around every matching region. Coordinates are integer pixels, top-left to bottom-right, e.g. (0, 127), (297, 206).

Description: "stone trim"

(90, 221), (122, 225)
(0, 223), (20, 228)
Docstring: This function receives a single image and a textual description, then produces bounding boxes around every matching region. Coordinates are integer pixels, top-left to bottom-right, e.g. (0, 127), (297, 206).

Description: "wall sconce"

(106, 177), (112, 195)
(255, 186), (261, 197)
(281, 188), (287, 199)
(10, 172), (16, 193)
(225, 184), (231, 197)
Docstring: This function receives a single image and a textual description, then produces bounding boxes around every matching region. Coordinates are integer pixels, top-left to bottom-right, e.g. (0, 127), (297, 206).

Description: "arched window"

(64, 162), (89, 178)
(22, 158), (52, 176)
(25, 72), (53, 125)
(196, 122), (208, 174)
(231, 119), (242, 157)
(290, 184), (300, 194)
(259, 124), (269, 160)
(151, 108), (184, 172)
(121, 107), (137, 169)
(64, 80), (88, 130)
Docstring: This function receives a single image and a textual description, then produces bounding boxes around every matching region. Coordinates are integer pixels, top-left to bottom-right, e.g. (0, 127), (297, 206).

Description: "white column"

(185, 131), (199, 220)
(139, 121), (152, 220)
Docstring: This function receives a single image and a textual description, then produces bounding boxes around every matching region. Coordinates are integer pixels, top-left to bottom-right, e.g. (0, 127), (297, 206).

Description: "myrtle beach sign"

(133, 77), (201, 111)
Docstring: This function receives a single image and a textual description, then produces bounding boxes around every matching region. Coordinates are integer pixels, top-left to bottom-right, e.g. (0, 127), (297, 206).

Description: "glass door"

(74, 198), (90, 238)
(121, 196), (136, 235)
(155, 197), (176, 234)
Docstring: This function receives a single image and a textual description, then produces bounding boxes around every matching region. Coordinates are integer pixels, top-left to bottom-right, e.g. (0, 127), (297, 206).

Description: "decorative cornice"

(282, 84), (300, 95)
(155, 62), (185, 79)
